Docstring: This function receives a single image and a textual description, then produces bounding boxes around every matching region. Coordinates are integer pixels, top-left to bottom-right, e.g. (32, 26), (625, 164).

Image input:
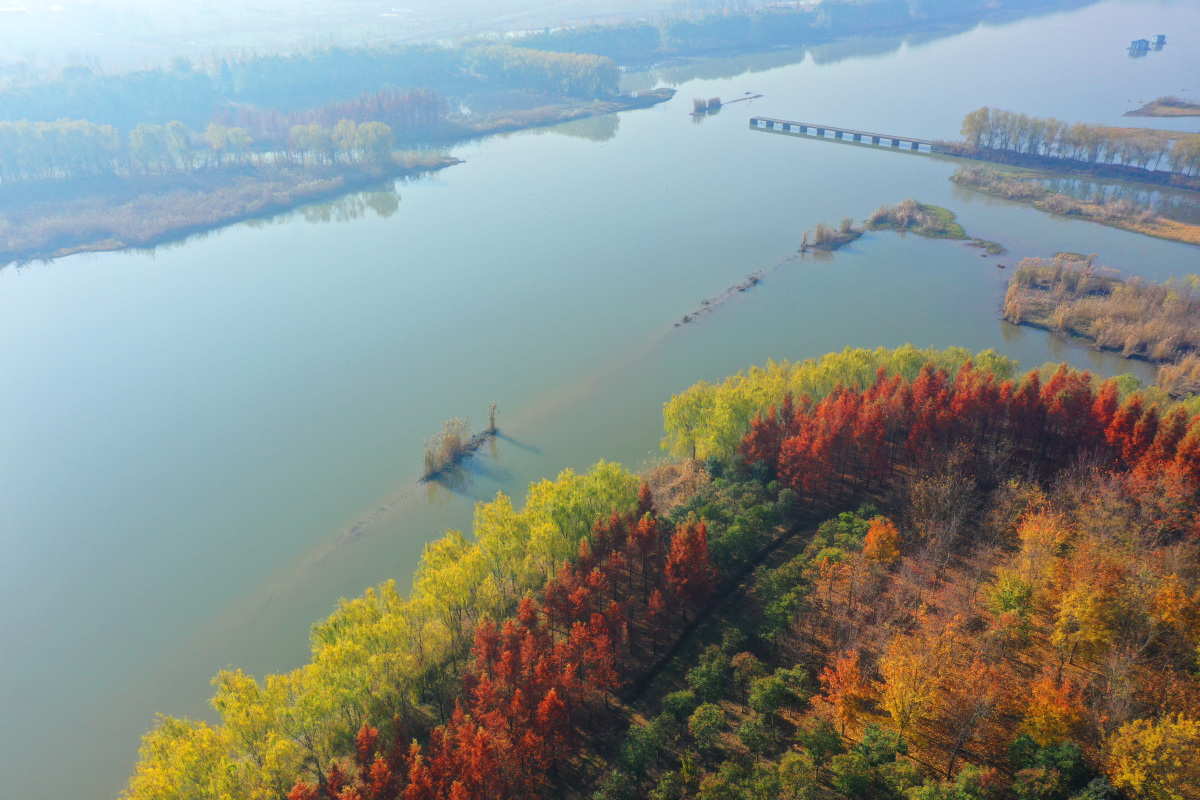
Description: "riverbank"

(451, 88), (674, 138)
(0, 90), (673, 266)
(951, 166), (1200, 246)
(0, 156), (462, 265)
(940, 141), (1200, 191)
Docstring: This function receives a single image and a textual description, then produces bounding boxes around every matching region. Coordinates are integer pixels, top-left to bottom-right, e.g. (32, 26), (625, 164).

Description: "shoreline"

(939, 142), (1200, 192)
(0, 90), (674, 267)
(951, 166), (1200, 247)
(0, 159), (462, 266)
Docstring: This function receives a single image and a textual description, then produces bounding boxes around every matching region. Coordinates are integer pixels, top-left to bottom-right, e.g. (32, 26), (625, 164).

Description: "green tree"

(779, 749), (818, 800)
(355, 121), (395, 164)
(689, 703), (725, 751)
(738, 715), (775, 761)
(796, 714), (844, 773)
(749, 674), (795, 722)
(688, 646), (733, 702)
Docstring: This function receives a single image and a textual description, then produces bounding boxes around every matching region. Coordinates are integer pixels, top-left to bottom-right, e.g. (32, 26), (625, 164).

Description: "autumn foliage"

(287, 505), (718, 800)
(740, 361), (1200, 518)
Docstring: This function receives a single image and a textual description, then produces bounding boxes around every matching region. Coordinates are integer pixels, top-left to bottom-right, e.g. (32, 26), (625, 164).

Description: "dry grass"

(807, 217), (863, 251)
(1003, 256), (1200, 392)
(867, 198), (966, 238)
(953, 166), (1200, 246)
(1124, 96), (1200, 118)
(423, 418), (473, 478)
(1157, 353), (1200, 397)
(642, 458), (711, 514)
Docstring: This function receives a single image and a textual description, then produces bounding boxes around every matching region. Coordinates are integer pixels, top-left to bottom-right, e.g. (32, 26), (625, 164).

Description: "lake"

(1, 1), (1197, 797)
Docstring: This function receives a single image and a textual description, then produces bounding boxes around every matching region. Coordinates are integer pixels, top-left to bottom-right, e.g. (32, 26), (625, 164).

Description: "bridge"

(749, 116), (949, 154)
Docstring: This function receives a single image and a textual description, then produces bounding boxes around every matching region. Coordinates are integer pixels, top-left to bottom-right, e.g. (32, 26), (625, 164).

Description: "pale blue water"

(1, 2), (1198, 797)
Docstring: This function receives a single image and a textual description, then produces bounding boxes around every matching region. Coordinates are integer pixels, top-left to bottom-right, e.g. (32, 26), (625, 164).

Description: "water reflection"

(298, 186), (402, 224)
(541, 113), (620, 143)
(654, 47), (808, 84)
(1000, 320), (1158, 383)
(1036, 176), (1200, 224)
(422, 433), (536, 505)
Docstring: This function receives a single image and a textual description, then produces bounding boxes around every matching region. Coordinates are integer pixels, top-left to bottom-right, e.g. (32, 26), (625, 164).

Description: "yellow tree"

(1104, 715), (1200, 800)
(862, 517), (901, 566)
(122, 716), (231, 800)
(877, 617), (955, 736)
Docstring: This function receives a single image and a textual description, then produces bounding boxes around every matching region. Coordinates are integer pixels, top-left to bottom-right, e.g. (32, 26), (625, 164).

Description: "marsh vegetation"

(805, 217), (863, 251)
(952, 167), (1200, 247)
(1003, 255), (1200, 394)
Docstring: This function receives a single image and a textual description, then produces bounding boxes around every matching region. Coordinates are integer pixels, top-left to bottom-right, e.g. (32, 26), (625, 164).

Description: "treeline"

(514, 0), (1079, 60)
(210, 89), (448, 151)
(1003, 255), (1200, 383)
(0, 43), (618, 136)
(959, 107), (1200, 176)
(463, 46), (619, 98)
(122, 348), (1200, 800)
(123, 463), (642, 799)
(662, 345), (1018, 460)
(0, 117), (402, 183)
(1, 0), (1097, 136)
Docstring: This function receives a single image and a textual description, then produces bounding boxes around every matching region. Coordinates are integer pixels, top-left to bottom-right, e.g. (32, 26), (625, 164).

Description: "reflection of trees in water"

(546, 113), (621, 142)
(1040, 177), (1200, 224)
(300, 186), (402, 224)
(655, 47), (807, 85)
(426, 464), (471, 504)
(805, 36), (905, 66)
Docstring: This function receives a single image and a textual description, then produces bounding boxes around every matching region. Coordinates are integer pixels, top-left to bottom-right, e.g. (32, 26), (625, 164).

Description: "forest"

(511, 0), (1093, 61)
(122, 345), (1200, 800)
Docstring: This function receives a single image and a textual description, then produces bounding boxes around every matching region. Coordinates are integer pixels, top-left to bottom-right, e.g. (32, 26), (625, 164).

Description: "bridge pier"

(750, 117), (938, 153)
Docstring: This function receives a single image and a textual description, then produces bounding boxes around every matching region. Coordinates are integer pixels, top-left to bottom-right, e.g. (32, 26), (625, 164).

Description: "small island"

(866, 198), (1004, 253)
(802, 200), (1004, 254)
(1125, 96), (1200, 117)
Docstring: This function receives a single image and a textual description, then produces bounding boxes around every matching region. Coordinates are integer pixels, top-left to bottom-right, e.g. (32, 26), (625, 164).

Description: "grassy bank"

(0, 155), (460, 265)
(455, 88), (674, 138)
(952, 166), (1200, 247)
(865, 197), (1005, 253)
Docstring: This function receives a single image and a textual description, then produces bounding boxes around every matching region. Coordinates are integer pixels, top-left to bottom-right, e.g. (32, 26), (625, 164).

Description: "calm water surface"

(2, 1), (1198, 797)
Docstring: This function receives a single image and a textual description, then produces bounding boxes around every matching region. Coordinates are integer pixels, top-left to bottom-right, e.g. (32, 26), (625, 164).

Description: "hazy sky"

(0, 0), (719, 71)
